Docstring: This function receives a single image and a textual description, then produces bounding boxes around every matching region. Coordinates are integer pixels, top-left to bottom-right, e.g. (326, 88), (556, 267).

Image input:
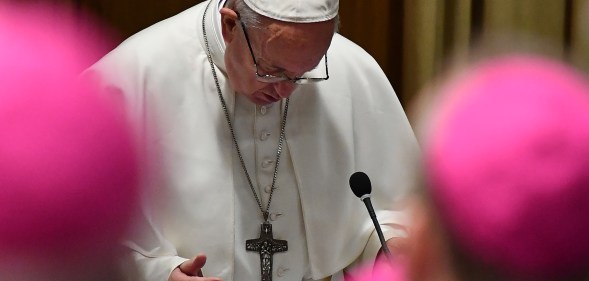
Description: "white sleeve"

(124, 199), (188, 281)
(84, 59), (188, 281)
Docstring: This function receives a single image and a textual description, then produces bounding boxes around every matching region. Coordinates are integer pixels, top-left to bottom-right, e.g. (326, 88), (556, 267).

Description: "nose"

(273, 81), (296, 99)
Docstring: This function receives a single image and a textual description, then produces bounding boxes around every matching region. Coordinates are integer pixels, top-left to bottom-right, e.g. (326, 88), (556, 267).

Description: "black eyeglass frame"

(239, 20), (329, 84)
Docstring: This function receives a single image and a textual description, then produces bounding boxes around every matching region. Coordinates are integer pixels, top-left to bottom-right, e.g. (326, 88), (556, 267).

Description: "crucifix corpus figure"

(246, 222), (288, 281)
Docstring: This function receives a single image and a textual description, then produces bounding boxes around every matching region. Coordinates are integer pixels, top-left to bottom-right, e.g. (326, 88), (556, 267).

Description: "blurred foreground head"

(353, 55), (589, 281)
(0, 3), (140, 280)
(421, 55), (589, 281)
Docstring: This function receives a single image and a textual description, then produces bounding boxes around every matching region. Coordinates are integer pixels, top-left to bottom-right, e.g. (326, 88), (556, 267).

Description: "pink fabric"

(348, 259), (408, 281)
(425, 55), (589, 279)
(0, 3), (139, 266)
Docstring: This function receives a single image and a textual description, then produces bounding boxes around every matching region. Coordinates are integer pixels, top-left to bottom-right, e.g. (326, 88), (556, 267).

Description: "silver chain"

(202, 0), (289, 222)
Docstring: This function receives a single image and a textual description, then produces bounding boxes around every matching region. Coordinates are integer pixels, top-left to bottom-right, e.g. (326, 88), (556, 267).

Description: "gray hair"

(225, 0), (265, 29)
(224, 0), (340, 32)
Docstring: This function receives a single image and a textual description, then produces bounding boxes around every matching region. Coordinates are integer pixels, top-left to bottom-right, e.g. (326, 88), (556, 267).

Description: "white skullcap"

(243, 0), (338, 23)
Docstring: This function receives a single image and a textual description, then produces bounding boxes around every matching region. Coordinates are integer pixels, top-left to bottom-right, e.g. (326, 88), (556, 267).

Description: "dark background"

(15, 0), (585, 111)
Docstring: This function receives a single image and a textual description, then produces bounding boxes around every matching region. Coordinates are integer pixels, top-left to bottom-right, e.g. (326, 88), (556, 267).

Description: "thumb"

(178, 254), (207, 277)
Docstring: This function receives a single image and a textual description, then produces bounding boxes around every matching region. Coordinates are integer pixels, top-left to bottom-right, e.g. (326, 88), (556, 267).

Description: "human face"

(221, 9), (335, 105)
(241, 21), (329, 84)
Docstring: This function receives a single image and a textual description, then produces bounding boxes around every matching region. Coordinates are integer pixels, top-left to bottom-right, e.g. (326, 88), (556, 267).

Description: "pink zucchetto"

(0, 2), (140, 277)
(349, 258), (408, 281)
(424, 55), (589, 279)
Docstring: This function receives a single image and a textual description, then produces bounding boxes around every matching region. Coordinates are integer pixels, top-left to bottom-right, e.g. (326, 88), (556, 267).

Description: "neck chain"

(202, 0), (290, 222)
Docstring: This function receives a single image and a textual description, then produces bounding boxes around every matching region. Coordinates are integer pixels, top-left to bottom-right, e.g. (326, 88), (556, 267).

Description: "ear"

(220, 7), (239, 44)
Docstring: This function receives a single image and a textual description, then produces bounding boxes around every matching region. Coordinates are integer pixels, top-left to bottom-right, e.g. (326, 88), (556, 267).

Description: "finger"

(179, 254), (207, 276)
(193, 254), (208, 277)
(193, 254), (207, 276)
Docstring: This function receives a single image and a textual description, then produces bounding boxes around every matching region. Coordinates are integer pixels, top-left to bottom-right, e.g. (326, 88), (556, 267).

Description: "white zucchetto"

(243, 0), (338, 23)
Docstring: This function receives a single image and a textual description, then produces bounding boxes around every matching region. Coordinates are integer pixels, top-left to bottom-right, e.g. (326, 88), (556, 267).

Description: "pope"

(86, 0), (419, 280)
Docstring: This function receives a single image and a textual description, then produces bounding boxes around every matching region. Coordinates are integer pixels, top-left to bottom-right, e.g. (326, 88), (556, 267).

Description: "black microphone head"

(349, 171), (372, 198)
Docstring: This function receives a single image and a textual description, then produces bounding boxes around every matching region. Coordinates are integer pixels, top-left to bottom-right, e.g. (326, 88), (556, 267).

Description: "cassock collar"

(199, 0), (235, 110)
(202, 0), (227, 74)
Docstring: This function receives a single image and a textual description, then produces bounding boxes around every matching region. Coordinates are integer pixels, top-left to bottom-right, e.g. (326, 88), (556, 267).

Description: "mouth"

(254, 91), (280, 104)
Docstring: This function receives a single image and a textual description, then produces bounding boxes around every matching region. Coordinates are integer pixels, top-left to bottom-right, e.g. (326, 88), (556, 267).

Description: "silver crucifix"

(246, 222), (288, 281)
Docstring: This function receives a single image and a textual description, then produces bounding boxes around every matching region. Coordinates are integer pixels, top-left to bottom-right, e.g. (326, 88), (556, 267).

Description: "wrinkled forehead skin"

(251, 18), (335, 75)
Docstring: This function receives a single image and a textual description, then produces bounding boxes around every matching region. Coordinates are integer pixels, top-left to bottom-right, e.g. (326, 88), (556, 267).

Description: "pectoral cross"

(246, 222), (288, 281)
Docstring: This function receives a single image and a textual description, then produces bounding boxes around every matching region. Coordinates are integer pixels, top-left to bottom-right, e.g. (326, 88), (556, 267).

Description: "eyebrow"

(255, 43), (322, 77)
(256, 55), (287, 72)
(261, 60), (285, 72)
(258, 58), (299, 77)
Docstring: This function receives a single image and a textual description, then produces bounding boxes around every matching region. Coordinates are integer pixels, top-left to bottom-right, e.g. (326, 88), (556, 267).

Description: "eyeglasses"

(240, 20), (329, 84)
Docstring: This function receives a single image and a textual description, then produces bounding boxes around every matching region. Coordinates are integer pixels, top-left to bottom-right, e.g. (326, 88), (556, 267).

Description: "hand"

(386, 237), (408, 255)
(377, 237), (409, 261)
(168, 254), (222, 281)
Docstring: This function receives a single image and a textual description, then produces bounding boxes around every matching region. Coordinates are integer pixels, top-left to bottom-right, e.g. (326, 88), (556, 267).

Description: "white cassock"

(86, 0), (419, 280)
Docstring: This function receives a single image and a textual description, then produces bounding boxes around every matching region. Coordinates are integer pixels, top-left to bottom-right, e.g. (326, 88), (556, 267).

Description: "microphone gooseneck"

(349, 171), (394, 262)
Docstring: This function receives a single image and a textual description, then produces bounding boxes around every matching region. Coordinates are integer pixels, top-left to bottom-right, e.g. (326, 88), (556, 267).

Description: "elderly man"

(87, 0), (418, 280)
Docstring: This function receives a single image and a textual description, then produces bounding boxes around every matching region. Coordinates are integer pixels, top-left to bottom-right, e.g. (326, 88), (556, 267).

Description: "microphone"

(349, 171), (393, 261)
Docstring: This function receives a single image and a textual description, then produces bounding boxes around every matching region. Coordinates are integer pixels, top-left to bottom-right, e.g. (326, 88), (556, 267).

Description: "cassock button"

(264, 185), (272, 193)
(260, 130), (271, 141)
(269, 212), (283, 221)
(260, 105), (268, 115)
(262, 159), (274, 168)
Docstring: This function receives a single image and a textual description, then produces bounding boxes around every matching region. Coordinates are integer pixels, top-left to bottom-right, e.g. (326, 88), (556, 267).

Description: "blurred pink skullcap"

(425, 55), (589, 279)
(0, 2), (139, 269)
(350, 259), (408, 281)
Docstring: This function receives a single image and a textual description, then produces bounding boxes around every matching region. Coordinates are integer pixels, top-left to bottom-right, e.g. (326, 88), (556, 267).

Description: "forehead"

(250, 20), (335, 73)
